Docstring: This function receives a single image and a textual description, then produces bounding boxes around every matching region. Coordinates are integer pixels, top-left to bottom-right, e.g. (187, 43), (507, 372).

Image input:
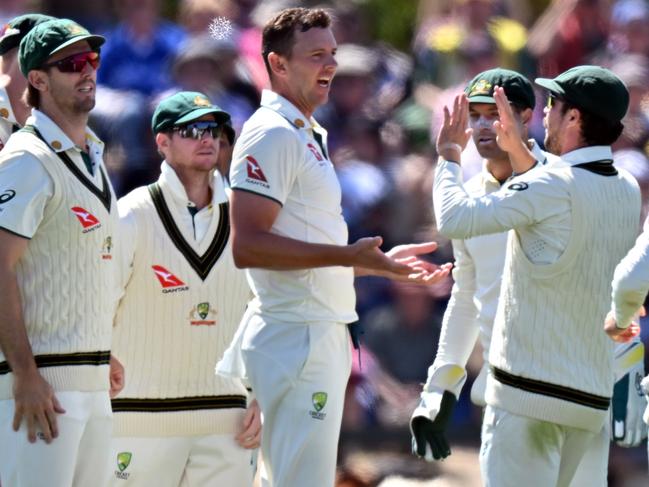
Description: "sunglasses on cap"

(41, 51), (100, 73)
(173, 121), (223, 140)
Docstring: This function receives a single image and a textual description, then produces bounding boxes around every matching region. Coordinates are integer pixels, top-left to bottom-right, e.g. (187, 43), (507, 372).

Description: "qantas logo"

(71, 206), (101, 232)
(152, 265), (189, 293)
(307, 143), (323, 161)
(245, 155), (268, 182)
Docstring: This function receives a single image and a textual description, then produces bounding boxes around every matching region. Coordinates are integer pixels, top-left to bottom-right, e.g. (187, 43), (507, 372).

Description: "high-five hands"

(436, 94), (472, 163)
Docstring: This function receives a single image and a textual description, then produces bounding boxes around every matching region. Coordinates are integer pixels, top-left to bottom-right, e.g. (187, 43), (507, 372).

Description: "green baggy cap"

(465, 68), (536, 109)
(19, 18), (105, 76)
(152, 91), (232, 134)
(535, 65), (629, 121)
(0, 14), (55, 56)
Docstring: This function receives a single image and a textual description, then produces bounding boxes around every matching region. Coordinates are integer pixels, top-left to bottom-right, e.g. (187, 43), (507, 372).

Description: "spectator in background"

(527, 0), (610, 77)
(608, 0), (649, 59)
(98, 0), (184, 97)
(413, 0), (532, 88)
(166, 35), (258, 134)
(91, 0), (186, 195)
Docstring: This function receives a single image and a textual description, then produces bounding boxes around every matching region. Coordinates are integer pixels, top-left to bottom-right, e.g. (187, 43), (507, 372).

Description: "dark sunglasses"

(173, 121), (224, 140)
(41, 51), (100, 73)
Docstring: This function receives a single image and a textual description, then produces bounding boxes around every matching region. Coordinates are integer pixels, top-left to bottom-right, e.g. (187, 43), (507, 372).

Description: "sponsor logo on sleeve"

(152, 265), (189, 293)
(71, 206), (101, 232)
(245, 155), (270, 189)
(0, 189), (15, 209)
(507, 182), (529, 191)
(188, 301), (217, 326)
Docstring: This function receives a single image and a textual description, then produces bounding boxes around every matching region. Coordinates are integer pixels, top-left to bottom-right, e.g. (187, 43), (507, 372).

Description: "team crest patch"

(193, 95), (211, 107)
(469, 79), (492, 97)
(188, 301), (217, 326)
(115, 451), (132, 480)
(310, 391), (328, 420)
(67, 23), (88, 36)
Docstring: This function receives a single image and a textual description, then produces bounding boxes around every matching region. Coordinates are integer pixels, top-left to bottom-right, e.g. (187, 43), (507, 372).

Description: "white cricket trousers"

(480, 405), (602, 487)
(108, 434), (255, 486)
(241, 318), (352, 487)
(0, 390), (112, 487)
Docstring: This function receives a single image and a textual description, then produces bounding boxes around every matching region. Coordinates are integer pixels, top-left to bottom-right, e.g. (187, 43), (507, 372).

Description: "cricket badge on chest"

(188, 301), (217, 326)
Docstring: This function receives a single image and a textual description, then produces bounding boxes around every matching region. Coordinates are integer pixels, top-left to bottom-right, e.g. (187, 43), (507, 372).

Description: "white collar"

(559, 146), (613, 166)
(26, 109), (104, 155)
(158, 161), (227, 208)
(260, 89), (322, 131)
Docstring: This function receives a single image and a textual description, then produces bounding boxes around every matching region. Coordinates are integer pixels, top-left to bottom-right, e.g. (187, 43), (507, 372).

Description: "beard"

(544, 129), (561, 155)
(72, 96), (96, 114)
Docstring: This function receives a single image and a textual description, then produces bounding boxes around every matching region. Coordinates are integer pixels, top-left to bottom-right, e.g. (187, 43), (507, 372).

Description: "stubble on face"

(45, 41), (97, 116)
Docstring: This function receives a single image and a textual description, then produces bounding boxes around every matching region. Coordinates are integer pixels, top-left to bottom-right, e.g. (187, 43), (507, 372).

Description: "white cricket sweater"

(0, 127), (118, 399)
(111, 169), (252, 436)
(486, 165), (640, 432)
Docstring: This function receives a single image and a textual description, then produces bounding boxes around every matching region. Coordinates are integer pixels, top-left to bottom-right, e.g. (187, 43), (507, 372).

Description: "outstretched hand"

(436, 94), (472, 163)
(355, 240), (453, 284)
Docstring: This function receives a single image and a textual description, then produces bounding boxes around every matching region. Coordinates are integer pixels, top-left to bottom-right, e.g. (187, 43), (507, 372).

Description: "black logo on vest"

(507, 182), (529, 191)
(0, 189), (15, 204)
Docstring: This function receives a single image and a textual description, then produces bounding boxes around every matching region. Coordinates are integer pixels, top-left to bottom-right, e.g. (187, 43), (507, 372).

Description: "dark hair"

(23, 83), (40, 109)
(561, 102), (624, 146)
(261, 7), (331, 79)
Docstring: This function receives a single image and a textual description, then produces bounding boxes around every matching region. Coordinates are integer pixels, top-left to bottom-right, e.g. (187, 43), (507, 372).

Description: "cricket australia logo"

(188, 301), (217, 326)
(152, 265), (189, 293)
(469, 79), (492, 97)
(310, 391), (328, 420)
(115, 451), (132, 480)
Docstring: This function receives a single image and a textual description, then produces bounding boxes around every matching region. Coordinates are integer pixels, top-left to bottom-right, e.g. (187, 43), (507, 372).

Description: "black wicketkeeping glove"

(410, 389), (457, 461)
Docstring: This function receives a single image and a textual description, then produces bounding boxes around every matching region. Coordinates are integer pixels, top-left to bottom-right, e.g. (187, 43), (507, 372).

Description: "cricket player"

(0, 18), (118, 486)
(411, 69), (647, 485)
(216, 7), (452, 487)
(0, 14), (54, 149)
(432, 66), (641, 486)
(109, 91), (260, 486)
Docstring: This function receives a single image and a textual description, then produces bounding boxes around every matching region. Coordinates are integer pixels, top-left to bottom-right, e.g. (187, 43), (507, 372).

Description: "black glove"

(410, 390), (457, 461)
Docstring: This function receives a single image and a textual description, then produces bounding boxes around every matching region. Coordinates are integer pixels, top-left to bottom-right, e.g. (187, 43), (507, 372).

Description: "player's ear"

(268, 52), (287, 77)
(520, 107), (533, 125)
(156, 132), (171, 152)
(27, 70), (48, 93)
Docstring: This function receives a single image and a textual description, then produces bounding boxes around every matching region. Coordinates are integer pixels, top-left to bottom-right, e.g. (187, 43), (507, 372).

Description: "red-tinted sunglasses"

(41, 51), (100, 73)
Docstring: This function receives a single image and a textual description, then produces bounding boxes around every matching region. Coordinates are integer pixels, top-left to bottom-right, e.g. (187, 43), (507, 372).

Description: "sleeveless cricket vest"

(486, 165), (640, 432)
(111, 182), (252, 436)
(0, 128), (118, 399)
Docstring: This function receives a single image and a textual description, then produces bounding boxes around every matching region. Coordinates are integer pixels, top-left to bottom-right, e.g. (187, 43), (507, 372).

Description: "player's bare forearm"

(231, 190), (412, 274)
(0, 231), (38, 378)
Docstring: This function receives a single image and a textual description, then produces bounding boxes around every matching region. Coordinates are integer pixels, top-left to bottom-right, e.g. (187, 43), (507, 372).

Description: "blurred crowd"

(5, 0), (649, 485)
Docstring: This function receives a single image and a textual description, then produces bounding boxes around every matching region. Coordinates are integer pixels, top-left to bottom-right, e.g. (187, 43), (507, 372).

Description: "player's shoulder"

(235, 112), (302, 157)
(117, 185), (152, 217)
